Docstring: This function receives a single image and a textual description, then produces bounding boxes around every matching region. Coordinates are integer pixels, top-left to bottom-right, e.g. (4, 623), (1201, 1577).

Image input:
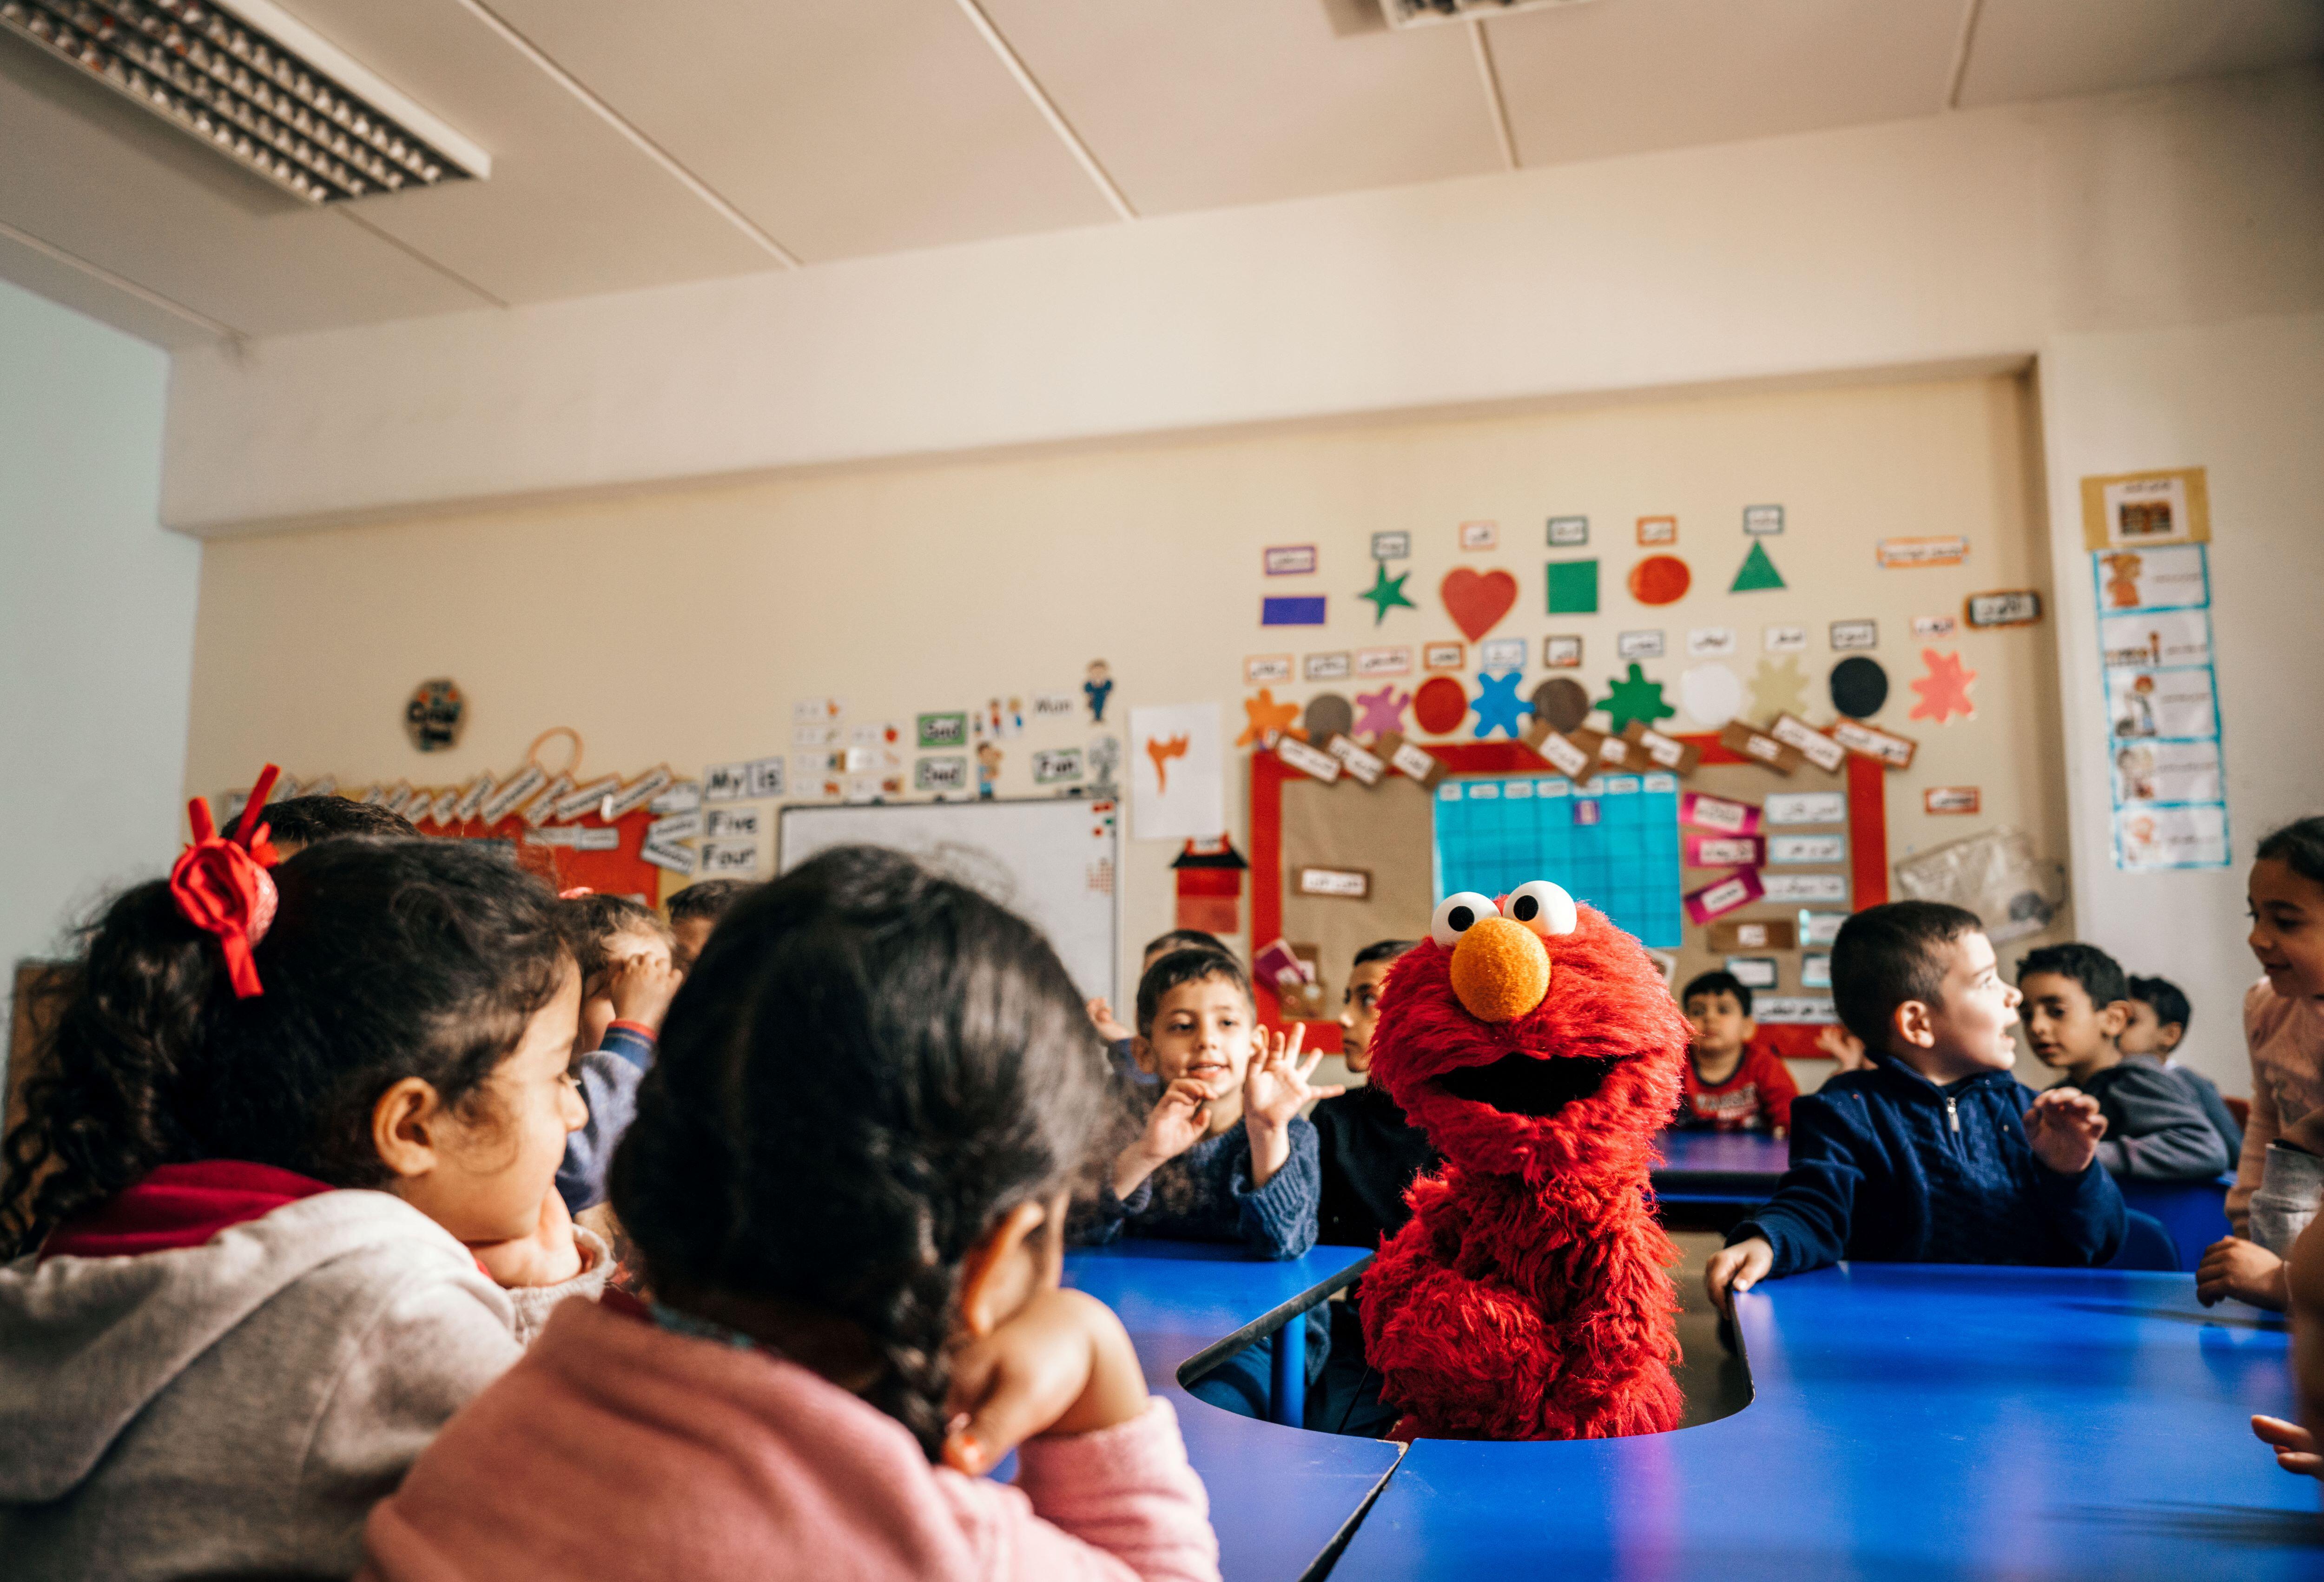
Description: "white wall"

(2039, 312), (2324, 1092)
(0, 277), (198, 1052)
(159, 66), (2322, 536)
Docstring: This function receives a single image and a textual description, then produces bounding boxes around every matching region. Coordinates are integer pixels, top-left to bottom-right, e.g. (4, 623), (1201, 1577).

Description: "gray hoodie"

(0, 1188), (607, 1582)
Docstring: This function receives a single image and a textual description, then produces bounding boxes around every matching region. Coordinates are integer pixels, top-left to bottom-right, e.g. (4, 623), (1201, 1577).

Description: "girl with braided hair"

(0, 804), (609, 1582)
(363, 844), (1222, 1582)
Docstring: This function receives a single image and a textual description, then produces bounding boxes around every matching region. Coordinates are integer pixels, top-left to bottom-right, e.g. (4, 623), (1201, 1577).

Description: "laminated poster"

(1681, 791), (1761, 837)
(1129, 702), (1224, 841)
(2089, 533), (2228, 870)
(1684, 870), (1763, 924)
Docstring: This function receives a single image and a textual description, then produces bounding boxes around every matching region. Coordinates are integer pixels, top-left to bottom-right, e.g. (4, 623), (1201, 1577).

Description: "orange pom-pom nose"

(1448, 916), (1552, 1023)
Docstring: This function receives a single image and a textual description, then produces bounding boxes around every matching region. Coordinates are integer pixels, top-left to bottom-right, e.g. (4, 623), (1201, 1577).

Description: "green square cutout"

(1546, 559), (1599, 614)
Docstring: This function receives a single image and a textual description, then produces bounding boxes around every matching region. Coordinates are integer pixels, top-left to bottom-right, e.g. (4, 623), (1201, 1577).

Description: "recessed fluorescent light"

(1380, 0), (1598, 27)
(0, 0), (488, 204)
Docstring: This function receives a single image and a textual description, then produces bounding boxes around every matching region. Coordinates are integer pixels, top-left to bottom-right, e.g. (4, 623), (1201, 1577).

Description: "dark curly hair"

(556, 892), (673, 990)
(261, 794), (420, 852)
(0, 837), (571, 1258)
(608, 845), (1115, 1461)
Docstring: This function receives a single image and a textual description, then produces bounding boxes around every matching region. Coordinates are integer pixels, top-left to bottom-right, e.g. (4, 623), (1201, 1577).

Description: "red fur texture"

(1358, 900), (1693, 1440)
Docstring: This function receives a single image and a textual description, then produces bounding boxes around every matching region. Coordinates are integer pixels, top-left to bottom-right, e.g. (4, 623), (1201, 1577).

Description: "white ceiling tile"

(270, 0), (783, 302)
(482, 0), (1121, 262)
(979, 0), (1505, 215)
(1959, 0), (2324, 108)
(1486, 0), (1967, 167)
(0, 40), (488, 336)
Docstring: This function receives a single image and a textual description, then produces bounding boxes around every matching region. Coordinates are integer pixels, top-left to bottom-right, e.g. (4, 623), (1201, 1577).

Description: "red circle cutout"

(1413, 676), (1469, 735)
(1627, 554), (1691, 606)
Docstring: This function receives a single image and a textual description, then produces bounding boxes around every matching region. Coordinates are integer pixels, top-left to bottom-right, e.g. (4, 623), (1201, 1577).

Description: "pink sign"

(1684, 869), (1766, 924)
(1685, 833), (1765, 869)
(1682, 791), (1762, 837)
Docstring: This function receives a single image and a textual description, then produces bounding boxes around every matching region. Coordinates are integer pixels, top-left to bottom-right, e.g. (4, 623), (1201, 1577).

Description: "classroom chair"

(2103, 1209), (2184, 1273)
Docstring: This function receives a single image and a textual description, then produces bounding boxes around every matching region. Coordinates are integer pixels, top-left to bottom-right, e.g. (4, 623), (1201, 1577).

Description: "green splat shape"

(1731, 541), (1786, 592)
(1546, 559), (1599, 614)
(1597, 662), (1676, 733)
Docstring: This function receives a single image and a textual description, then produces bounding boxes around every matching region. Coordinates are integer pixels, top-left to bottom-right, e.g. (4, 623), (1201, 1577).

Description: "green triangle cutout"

(1731, 540), (1786, 592)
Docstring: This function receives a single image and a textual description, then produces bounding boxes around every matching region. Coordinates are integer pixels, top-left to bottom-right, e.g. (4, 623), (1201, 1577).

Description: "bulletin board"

(777, 796), (1121, 1006)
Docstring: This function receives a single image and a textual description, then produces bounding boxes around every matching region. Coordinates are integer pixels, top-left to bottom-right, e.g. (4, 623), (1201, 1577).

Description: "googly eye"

(1430, 891), (1500, 949)
(1504, 880), (1578, 938)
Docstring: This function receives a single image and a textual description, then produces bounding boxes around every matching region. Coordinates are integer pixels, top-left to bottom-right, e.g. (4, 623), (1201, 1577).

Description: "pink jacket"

(362, 1295), (1220, 1582)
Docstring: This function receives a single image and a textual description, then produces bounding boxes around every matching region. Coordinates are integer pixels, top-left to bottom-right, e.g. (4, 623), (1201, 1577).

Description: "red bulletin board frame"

(1249, 734), (1886, 1057)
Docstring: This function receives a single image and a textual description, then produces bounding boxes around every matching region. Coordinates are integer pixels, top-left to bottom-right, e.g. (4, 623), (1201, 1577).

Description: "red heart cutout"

(1440, 567), (1518, 643)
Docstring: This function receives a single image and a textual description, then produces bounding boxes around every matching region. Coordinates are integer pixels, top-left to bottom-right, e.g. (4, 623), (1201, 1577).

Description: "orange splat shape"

(1238, 688), (1303, 746)
(1145, 733), (1190, 792)
(1908, 648), (1977, 724)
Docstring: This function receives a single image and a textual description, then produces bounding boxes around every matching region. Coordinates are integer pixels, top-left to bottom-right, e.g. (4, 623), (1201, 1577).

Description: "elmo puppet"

(1358, 881), (1691, 1440)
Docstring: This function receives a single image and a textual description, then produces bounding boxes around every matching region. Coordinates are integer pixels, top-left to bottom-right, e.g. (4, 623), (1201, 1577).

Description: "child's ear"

(2097, 1000), (2133, 1040)
(956, 1199), (1049, 1338)
(1130, 1035), (1157, 1075)
(2159, 1021), (2185, 1052)
(371, 1077), (443, 1179)
(1739, 1016), (1759, 1042)
(1893, 999), (1937, 1050)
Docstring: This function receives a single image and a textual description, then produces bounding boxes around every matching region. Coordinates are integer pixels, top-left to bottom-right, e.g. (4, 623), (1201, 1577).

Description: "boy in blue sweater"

(1707, 901), (2127, 1314)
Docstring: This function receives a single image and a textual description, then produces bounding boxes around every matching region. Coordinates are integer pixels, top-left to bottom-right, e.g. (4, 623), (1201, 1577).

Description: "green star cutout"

(1596, 662), (1676, 732)
(1357, 563), (1417, 625)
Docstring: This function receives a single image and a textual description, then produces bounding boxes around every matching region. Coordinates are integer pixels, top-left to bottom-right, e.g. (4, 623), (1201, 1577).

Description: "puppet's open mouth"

(1435, 1052), (1619, 1117)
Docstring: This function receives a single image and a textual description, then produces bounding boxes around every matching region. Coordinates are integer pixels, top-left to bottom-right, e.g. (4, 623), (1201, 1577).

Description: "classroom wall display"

(1730, 541), (1785, 592)
(1130, 702), (1224, 840)
(1548, 515), (1589, 547)
(1966, 589), (2042, 628)
(1597, 663), (1674, 731)
(2089, 513), (2229, 870)
(1546, 559), (1599, 613)
(1245, 654), (1292, 684)
(1471, 672), (1532, 739)
(1627, 556), (1691, 606)
(1828, 655), (1889, 718)
(1441, 567), (1519, 641)
(2079, 466), (2210, 551)
(1358, 563), (1417, 623)
(1543, 635), (1583, 668)
(1261, 595), (1327, 626)
(1637, 516), (1677, 546)
(1530, 677), (1591, 733)
(1459, 520), (1499, 550)
(1354, 684), (1411, 736)
(1413, 675), (1469, 734)
(1174, 837), (1247, 934)
(1264, 545), (1318, 575)
(1424, 640), (1466, 671)
(1303, 652), (1352, 681)
(1875, 536), (1968, 568)
(1356, 646), (1412, 677)
(1238, 688), (1300, 745)
(1433, 772), (1684, 948)
(403, 679), (465, 752)
(1371, 531), (1411, 560)
(1907, 650), (1977, 724)
(1677, 663), (1743, 727)
(1894, 825), (2063, 942)
(1743, 505), (1784, 536)
(1829, 620), (1878, 651)
(1303, 692), (1355, 742)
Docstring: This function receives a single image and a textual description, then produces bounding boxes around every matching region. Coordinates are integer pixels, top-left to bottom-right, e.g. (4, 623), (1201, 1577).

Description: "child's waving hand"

(2022, 1087), (2108, 1174)
(1242, 1023), (1343, 1188)
(1111, 1078), (1216, 1199)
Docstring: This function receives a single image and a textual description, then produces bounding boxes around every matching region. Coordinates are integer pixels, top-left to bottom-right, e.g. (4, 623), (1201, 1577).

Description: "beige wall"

(188, 369), (2067, 1083)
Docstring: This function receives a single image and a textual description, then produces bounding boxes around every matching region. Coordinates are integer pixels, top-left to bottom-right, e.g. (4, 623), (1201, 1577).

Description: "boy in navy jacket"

(1707, 901), (2127, 1313)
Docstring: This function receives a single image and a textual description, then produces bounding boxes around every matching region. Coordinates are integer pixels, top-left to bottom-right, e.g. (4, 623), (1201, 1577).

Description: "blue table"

(1332, 1264), (2319, 1581)
(1653, 1127), (1789, 1207)
(1065, 1242), (1401, 1580)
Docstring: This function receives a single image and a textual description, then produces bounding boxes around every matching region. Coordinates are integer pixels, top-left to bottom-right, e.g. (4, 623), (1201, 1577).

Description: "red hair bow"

(171, 765), (284, 999)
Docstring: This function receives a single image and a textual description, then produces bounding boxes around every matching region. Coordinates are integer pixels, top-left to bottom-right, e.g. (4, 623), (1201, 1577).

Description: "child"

(363, 846), (1221, 1582)
(1313, 940), (1436, 1249)
(554, 894), (683, 1213)
(0, 833), (605, 1581)
(1088, 928), (1232, 1086)
(664, 877), (755, 975)
(1705, 901), (2125, 1314)
(2018, 943), (2230, 1180)
(260, 793), (419, 856)
(1677, 970), (1799, 1135)
(1083, 948), (1337, 1418)
(2122, 974), (2245, 1160)
(2200, 818), (2324, 1311)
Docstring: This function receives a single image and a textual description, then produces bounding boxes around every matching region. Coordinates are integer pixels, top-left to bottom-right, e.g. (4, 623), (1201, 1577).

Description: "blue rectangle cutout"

(1262, 596), (1327, 626)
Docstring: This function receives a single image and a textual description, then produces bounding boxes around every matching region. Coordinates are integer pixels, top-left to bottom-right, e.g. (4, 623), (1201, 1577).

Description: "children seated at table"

(0, 835), (606, 1581)
(1081, 946), (1338, 1417)
(663, 877), (755, 974)
(2122, 974), (2245, 1160)
(553, 893), (683, 1213)
(1705, 900), (2126, 1314)
(363, 846), (1222, 1582)
(2199, 818), (2324, 1312)
(1313, 940), (1435, 1249)
(2018, 943), (2231, 1180)
(1676, 970), (1799, 1136)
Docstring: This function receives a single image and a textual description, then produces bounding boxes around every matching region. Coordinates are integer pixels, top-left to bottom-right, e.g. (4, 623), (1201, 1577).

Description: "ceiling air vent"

(0, 0), (488, 204)
(1380, 0), (1598, 27)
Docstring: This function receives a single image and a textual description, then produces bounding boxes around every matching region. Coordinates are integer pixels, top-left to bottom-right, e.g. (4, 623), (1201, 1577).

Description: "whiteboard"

(777, 798), (1119, 1005)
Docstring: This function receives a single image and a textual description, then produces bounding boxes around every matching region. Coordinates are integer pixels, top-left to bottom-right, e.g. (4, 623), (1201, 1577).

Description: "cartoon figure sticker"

(404, 679), (465, 752)
(1083, 660), (1114, 723)
(975, 741), (1003, 800)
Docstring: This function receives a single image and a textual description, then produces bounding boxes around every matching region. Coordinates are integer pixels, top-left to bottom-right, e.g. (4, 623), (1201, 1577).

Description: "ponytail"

(1, 837), (570, 1259)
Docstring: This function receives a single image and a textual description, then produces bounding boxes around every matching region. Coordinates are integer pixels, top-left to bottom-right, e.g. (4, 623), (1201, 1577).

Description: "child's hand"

(1086, 997), (1130, 1045)
(1816, 1025), (1872, 1071)
(2022, 1087), (2107, 1173)
(942, 1287), (1147, 1477)
(1704, 1237), (1774, 1318)
(469, 1187), (587, 1288)
(1111, 1078), (1216, 1197)
(1243, 1024), (1344, 1189)
(2198, 1236), (2291, 1310)
(607, 952), (683, 1032)
(2253, 1415), (2324, 1478)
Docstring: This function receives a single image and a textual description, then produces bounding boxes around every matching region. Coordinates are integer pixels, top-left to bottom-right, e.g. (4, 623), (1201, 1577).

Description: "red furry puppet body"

(1358, 881), (1692, 1440)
